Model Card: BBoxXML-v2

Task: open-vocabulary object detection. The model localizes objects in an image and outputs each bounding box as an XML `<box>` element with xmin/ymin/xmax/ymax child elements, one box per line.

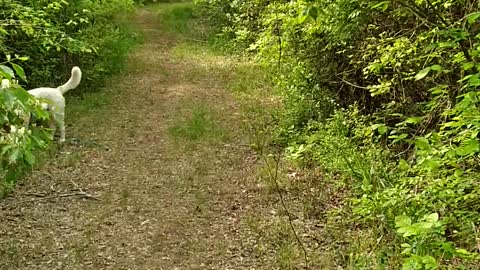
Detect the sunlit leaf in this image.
<box><xmin>395</xmin><ymin>215</ymin><xmax>411</xmax><ymax>228</ymax></box>
<box><xmin>0</xmin><ymin>65</ymin><xmax>14</xmax><ymax>79</ymax></box>
<box><xmin>415</xmin><ymin>137</ymin><xmax>430</xmax><ymax>150</ymax></box>
<box><xmin>371</xmin><ymin>1</ymin><xmax>391</xmax><ymax>12</ymax></box>
<box><xmin>456</xmin><ymin>139</ymin><xmax>480</xmax><ymax>156</ymax></box>
<box><xmin>466</xmin><ymin>12</ymin><xmax>480</xmax><ymax>24</ymax></box>
<box><xmin>424</xmin><ymin>213</ymin><xmax>439</xmax><ymax>223</ymax></box>
<box><xmin>415</xmin><ymin>67</ymin><xmax>431</xmax><ymax>81</ymax></box>
<box><xmin>11</xmin><ymin>63</ymin><xmax>27</xmax><ymax>82</ymax></box>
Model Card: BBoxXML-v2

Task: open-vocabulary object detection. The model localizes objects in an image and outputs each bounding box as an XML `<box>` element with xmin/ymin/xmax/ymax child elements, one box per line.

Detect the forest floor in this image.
<box><xmin>0</xmin><ymin>4</ymin><xmax>328</xmax><ymax>270</ymax></box>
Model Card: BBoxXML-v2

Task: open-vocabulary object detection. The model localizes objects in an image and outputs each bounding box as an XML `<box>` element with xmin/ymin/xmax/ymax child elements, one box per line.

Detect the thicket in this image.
<box><xmin>0</xmin><ymin>0</ymin><xmax>138</xmax><ymax>194</ymax></box>
<box><xmin>197</xmin><ymin>0</ymin><xmax>480</xmax><ymax>268</ymax></box>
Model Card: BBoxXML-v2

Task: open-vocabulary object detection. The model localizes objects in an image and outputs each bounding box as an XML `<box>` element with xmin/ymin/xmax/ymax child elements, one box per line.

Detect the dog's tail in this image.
<box><xmin>58</xmin><ymin>66</ymin><xmax>82</xmax><ymax>94</ymax></box>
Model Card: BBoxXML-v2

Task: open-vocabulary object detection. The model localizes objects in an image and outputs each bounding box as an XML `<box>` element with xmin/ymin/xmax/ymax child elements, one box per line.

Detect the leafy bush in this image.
<box><xmin>0</xmin><ymin>58</ymin><xmax>50</xmax><ymax>196</ymax></box>
<box><xmin>197</xmin><ymin>0</ymin><xmax>480</xmax><ymax>268</ymax></box>
<box><xmin>0</xmin><ymin>0</ymin><xmax>137</xmax><ymax>89</ymax></box>
<box><xmin>0</xmin><ymin>0</ymin><xmax>138</xmax><ymax>191</ymax></box>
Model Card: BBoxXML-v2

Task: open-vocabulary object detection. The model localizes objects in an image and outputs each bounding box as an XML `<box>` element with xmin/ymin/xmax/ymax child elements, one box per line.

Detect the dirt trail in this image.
<box><xmin>0</xmin><ymin>8</ymin><xmax>269</xmax><ymax>270</ymax></box>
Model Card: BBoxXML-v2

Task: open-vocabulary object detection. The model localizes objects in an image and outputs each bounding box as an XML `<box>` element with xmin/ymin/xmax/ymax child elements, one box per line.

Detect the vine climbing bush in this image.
<box><xmin>197</xmin><ymin>0</ymin><xmax>480</xmax><ymax>268</ymax></box>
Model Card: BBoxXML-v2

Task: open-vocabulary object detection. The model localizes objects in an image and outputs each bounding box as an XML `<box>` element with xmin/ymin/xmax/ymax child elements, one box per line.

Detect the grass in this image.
<box><xmin>68</xmin><ymin>90</ymin><xmax>112</xmax><ymax>113</ymax></box>
<box><xmin>146</xmin><ymin>2</ymin><xmax>199</xmax><ymax>35</ymax></box>
<box><xmin>168</xmin><ymin>105</ymin><xmax>227</xmax><ymax>143</ymax></box>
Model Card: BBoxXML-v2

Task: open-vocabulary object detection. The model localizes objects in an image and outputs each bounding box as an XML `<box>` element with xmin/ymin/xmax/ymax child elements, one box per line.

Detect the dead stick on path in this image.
<box><xmin>65</xmin><ymin>179</ymin><xmax>101</xmax><ymax>201</ymax></box>
<box><xmin>58</xmin><ymin>192</ymin><xmax>100</xmax><ymax>201</ymax></box>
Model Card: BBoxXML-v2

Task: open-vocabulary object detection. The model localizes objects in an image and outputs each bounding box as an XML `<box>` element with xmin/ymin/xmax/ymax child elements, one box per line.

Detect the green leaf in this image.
<box><xmin>371</xmin><ymin>1</ymin><xmax>391</xmax><ymax>12</ymax></box>
<box><xmin>24</xmin><ymin>150</ymin><xmax>35</xmax><ymax>166</ymax></box>
<box><xmin>468</xmin><ymin>75</ymin><xmax>480</xmax><ymax>86</ymax></box>
<box><xmin>308</xmin><ymin>7</ymin><xmax>318</xmax><ymax>20</ymax></box>
<box><xmin>415</xmin><ymin>67</ymin><xmax>431</xmax><ymax>81</ymax></box>
<box><xmin>370</xmin><ymin>123</ymin><xmax>387</xmax><ymax>135</ymax></box>
<box><xmin>421</xmin><ymin>256</ymin><xmax>438</xmax><ymax>269</ymax></box>
<box><xmin>437</xmin><ymin>41</ymin><xmax>457</xmax><ymax>48</ymax></box>
<box><xmin>8</xmin><ymin>148</ymin><xmax>22</xmax><ymax>163</ymax></box>
<box><xmin>456</xmin><ymin>139</ymin><xmax>480</xmax><ymax>156</ymax></box>
<box><xmin>456</xmin><ymin>248</ymin><xmax>470</xmax><ymax>255</ymax></box>
<box><xmin>405</xmin><ymin>117</ymin><xmax>422</xmax><ymax>124</ymax></box>
<box><xmin>11</xmin><ymin>63</ymin><xmax>27</xmax><ymax>82</ymax></box>
<box><xmin>395</xmin><ymin>215</ymin><xmax>411</xmax><ymax>228</ymax></box>
<box><xmin>463</xmin><ymin>62</ymin><xmax>475</xmax><ymax>70</ymax></box>
<box><xmin>391</xmin><ymin>133</ymin><xmax>408</xmax><ymax>143</ymax></box>
<box><xmin>297</xmin><ymin>14</ymin><xmax>308</xmax><ymax>24</ymax></box>
<box><xmin>425</xmin><ymin>158</ymin><xmax>440</xmax><ymax>172</ymax></box>
<box><xmin>415</xmin><ymin>221</ymin><xmax>433</xmax><ymax>230</ymax></box>
<box><xmin>398</xmin><ymin>226</ymin><xmax>418</xmax><ymax>237</ymax></box>
<box><xmin>424</xmin><ymin>213</ymin><xmax>439</xmax><ymax>223</ymax></box>
<box><xmin>466</xmin><ymin>12</ymin><xmax>480</xmax><ymax>24</ymax></box>
<box><xmin>0</xmin><ymin>64</ymin><xmax>14</xmax><ymax>79</ymax></box>
<box><xmin>17</xmin><ymin>56</ymin><xmax>29</xmax><ymax>61</ymax></box>
<box><xmin>399</xmin><ymin>159</ymin><xmax>409</xmax><ymax>171</ymax></box>
<box><xmin>430</xmin><ymin>65</ymin><xmax>442</xmax><ymax>72</ymax></box>
<box><xmin>5</xmin><ymin>169</ymin><xmax>19</xmax><ymax>184</ymax></box>
<box><xmin>378</xmin><ymin>125</ymin><xmax>387</xmax><ymax>135</ymax></box>
<box><xmin>415</xmin><ymin>137</ymin><xmax>430</xmax><ymax>150</ymax></box>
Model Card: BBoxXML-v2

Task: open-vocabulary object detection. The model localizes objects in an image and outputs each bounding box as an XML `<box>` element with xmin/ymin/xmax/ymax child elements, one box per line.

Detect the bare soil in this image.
<box><xmin>0</xmin><ymin>8</ymin><xmax>274</xmax><ymax>270</ymax></box>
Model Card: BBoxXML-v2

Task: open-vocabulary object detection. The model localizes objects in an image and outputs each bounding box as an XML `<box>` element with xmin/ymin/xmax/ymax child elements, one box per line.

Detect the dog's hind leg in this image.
<box><xmin>52</xmin><ymin>110</ymin><xmax>65</xmax><ymax>143</ymax></box>
<box><xmin>59</xmin><ymin>116</ymin><xmax>65</xmax><ymax>143</ymax></box>
<box><xmin>49</xmin><ymin>116</ymin><xmax>57</xmax><ymax>140</ymax></box>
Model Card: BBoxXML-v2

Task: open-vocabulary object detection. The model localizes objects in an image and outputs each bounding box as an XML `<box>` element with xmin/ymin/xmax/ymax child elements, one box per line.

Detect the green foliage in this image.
<box><xmin>0</xmin><ymin>0</ymin><xmax>138</xmax><ymax>190</ymax></box>
<box><xmin>0</xmin><ymin>0</ymin><xmax>138</xmax><ymax>89</ymax></box>
<box><xmin>156</xmin><ymin>2</ymin><xmax>196</xmax><ymax>34</ymax></box>
<box><xmin>0</xmin><ymin>58</ymin><xmax>50</xmax><ymax>195</ymax></box>
<box><xmin>198</xmin><ymin>0</ymin><xmax>480</xmax><ymax>268</ymax></box>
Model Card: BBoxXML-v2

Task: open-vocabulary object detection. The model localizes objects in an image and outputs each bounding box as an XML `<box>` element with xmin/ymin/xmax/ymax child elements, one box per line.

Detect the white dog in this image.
<box><xmin>27</xmin><ymin>66</ymin><xmax>82</xmax><ymax>142</ymax></box>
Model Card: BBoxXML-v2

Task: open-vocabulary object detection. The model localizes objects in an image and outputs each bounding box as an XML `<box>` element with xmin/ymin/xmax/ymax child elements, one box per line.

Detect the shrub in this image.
<box><xmin>0</xmin><ymin>0</ymin><xmax>138</xmax><ymax>190</ymax></box>
<box><xmin>197</xmin><ymin>0</ymin><xmax>480</xmax><ymax>267</ymax></box>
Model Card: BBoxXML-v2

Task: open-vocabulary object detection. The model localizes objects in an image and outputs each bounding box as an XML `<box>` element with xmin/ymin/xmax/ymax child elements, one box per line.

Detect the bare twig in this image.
<box><xmin>335</xmin><ymin>75</ymin><xmax>370</xmax><ymax>90</ymax></box>
<box><xmin>179</xmin><ymin>37</ymin><xmax>208</xmax><ymax>43</ymax></box>
<box><xmin>25</xmin><ymin>192</ymin><xmax>47</xmax><ymax>197</ymax></box>
<box><xmin>262</xmin><ymin>152</ymin><xmax>309</xmax><ymax>269</ymax></box>
<box><xmin>65</xmin><ymin>179</ymin><xmax>101</xmax><ymax>201</ymax></box>
<box><xmin>58</xmin><ymin>192</ymin><xmax>100</xmax><ymax>201</ymax></box>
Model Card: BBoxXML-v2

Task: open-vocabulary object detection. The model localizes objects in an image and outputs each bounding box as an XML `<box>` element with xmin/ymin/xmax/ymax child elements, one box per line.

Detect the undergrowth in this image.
<box><xmin>196</xmin><ymin>0</ymin><xmax>480</xmax><ymax>269</ymax></box>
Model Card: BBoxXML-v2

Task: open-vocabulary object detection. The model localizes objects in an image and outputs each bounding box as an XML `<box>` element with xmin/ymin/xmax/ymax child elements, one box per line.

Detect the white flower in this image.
<box><xmin>1</xmin><ymin>79</ymin><xmax>10</xmax><ymax>89</ymax></box>
<box><xmin>13</xmin><ymin>109</ymin><xmax>22</xmax><ymax>116</ymax></box>
<box><xmin>10</xmin><ymin>125</ymin><xmax>17</xmax><ymax>133</ymax></box>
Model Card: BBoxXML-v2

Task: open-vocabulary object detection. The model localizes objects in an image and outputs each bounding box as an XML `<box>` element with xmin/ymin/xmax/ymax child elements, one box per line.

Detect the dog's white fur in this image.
<box><xmin>27</xmin><ymin>67</ymin><xmax>82</xmax><ymax>142</ymax></box>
